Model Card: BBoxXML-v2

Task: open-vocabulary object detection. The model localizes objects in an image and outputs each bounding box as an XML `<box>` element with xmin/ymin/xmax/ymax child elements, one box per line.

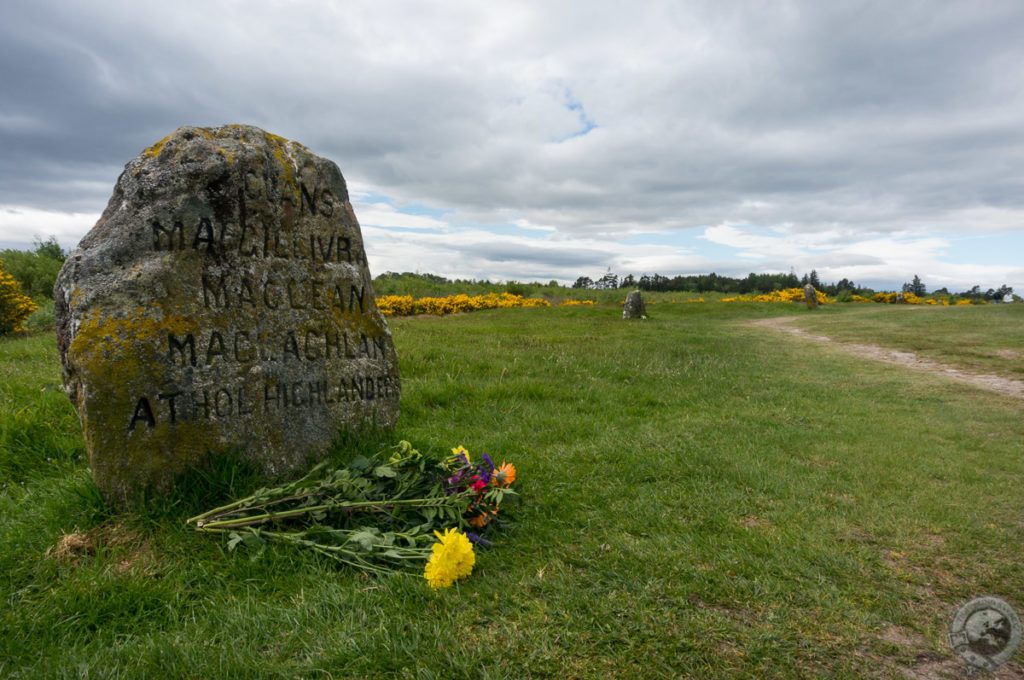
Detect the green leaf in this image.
<box><xmin>240</xmin><ymin>532</ymin><xmax>265</xmax><ymax>549</ymax></box>
<box><xmin>350</xmin><ymin>529</ymin><xmax>380</xmax><ymax>552</ymax></box>
<box><xmin>374</xmin><ymin>465</ymin><xmax>397</xmax><ymax>478</ymax></box>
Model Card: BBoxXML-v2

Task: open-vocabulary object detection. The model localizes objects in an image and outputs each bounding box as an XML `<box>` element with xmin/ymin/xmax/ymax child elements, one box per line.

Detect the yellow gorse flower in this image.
<box><xmin>423</xmin><ymin>528</ymin><xmax>475</xmax><ymax>589</ymax></box>
<box><xmin>0</xmin><ymin>260</ymin><xmax>39</xmax><ymax>335</ymax></box>
<box><xmin>377</xmin><ymin>293</ymin><xmax>550</xmax><ymax>317</ymax></box>
<box><xmin>721</xmin><ymin>288</ymin><xmax>831</xmax><ymax>304</ymax></box>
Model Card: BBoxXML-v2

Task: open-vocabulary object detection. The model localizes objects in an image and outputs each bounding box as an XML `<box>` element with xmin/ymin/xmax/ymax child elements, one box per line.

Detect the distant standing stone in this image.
<box><xmin>896</xmin><ymin>291</ymin><xmax>906</xmax><ymax>304</ymax></box>
<box><xmin>54</xmin><ymin>125</ymin><xmax>400</xmax><ymax>507</ymax></box>
<box><xmin>803</xmin><ymin>284</ymin><xmax>818</xmax><ymax>309</ymax></box>
<box><xmin>623</xmin><ymin>290</ymin><xmax>647</xmax><ymax>319</ymax></box>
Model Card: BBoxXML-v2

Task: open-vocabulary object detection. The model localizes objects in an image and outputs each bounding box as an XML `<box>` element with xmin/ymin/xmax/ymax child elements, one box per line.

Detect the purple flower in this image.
<box><xmin>465</xmin><ymin>532</ymin><xmax>493</xmax><ymax>547</ymax></box>
<box><xmin>477</xmin><ymin>453</ymin><xmax>494</xmax><ymax>484</ymax></box>
<box><xmin>444</xmin><ymin>470</ymin><xmax>465</xmax><ymax>494</ymax></box>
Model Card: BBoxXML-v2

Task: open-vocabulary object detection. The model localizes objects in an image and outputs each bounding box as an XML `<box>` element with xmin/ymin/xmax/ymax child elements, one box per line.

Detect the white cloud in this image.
<box><xmin>362</xmin><ymin>222</ymin><xmax>698</xmax><ymax>284</ymax></box>
<box><xmin>1</xmin><ymin>0</ymin><xmax>1023</xmax><ymax>293</ymax></box>
<box><xmin>353</xmin><ymin>202</ymin><xmax>451</xmax><ymax>232</ymax></box>
<box><xmin>0</xmin><ymin>206</ymin><xmax>97</xmax><ymax>251</ymax></box>
<box><xmin>696</xmin><ymin>221</ymin><xmax>1024</xmax><ymax>292</ymax></box>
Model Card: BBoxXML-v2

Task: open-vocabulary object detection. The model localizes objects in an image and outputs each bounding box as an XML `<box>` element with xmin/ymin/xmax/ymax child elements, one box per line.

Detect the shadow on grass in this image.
<box><xmin>129</xmin><ymin>427</ymin><xmax>401</xmax><ymax>523</ymax></box>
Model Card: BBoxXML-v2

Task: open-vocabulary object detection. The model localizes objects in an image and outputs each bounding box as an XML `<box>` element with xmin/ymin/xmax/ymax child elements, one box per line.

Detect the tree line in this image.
<box><xmin>573</xmin><ymin>269</ymin><xmax>1014</xmax><ymax>301</ymax></box>
<box><xmin>1</xmin><ymin>241</ymin><xmax>1016</xmax><ymax>308</ymax></box>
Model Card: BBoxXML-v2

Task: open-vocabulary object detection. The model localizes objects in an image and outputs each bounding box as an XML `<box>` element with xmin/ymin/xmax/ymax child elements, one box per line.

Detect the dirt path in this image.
<box><xmin>749</xmin><ymin>316</ymin><xmax>1024</xmax><ymax>400</ymax></box>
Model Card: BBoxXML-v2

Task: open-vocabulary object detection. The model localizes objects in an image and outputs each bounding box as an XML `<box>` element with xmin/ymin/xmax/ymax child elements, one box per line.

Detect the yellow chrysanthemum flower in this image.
<box><xmin>423</xmin><ymin>528</ymin><xmax>475</xmax><ymax>589</ymax></box>
<box><xmin>442</xmin><ymin>445</ymin><xmax>470</xmax><ymax>471</ymax></box>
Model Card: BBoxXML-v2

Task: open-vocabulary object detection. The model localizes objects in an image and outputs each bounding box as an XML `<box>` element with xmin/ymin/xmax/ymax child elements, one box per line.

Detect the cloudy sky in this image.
<box><xmin>2</xmin><ymin>0</ymin><xmax>1023</xmax><ymax>293</ymax></box>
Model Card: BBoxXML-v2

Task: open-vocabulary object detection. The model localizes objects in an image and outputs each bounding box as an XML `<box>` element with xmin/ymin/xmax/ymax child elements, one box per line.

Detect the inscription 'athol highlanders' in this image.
<box><xmin>128</xmin><ymin>374</ymin><xmax>397</xmax><ymax>430</ymax></box>
<box><xmin>54</xmin><ymin>124</ymin><xmax>401</xmax><ymax>508</ymax></box>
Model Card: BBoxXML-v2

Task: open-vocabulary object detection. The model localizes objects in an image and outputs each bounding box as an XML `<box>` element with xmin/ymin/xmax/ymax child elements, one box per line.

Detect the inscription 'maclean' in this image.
<box><xmin>167</xmin><ymin>328</ymin><xmax>388</xmax><ymax>367</ymax></box>
<box><xmin>201</xmin><ymin>273</ymin><xmax>366</xmax><ymax>312</ymax></box>
<box><xmin>127</xmin><ymin>374</ymin><xmax>396</xmax><ymax>431</ymax></box>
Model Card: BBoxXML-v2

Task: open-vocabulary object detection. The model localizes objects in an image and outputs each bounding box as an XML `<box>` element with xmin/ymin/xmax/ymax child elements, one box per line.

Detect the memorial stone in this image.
<box><xmin>803</xmin><ymin>284</ymin><xmax>818</xmax><ymax>309</ymax></box>
<box><xmin>54</xmin><ymin>125</ymin><xmax>400</xmax><ymax>506</ymax></box>
<box><xmin>623</xmin><ymin>290</ymin><xmax>647</xmax><ymax>319</ymax></box>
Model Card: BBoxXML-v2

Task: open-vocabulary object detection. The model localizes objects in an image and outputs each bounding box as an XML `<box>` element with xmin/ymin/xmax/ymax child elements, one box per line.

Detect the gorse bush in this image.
<box><xmin>720</xmin><ymin>287</ymin><xmax>831</xmax><ymax>304</ymax></box>
<box><xmin>0</xmin><ymin>237</ymin><xmax>66</xmax><ymax>301</ymax></box>
<box><xmin>0</xmin><ymin>259</ymin><xmax>39</xmax><ymax>335</ymax></box>
<box><xmin>377</xmin><ymin>292</ymin><xmax>550</xmax><ymax>316</ymax></box>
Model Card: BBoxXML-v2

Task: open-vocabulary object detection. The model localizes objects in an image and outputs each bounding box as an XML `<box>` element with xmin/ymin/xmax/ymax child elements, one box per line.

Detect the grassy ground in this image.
<box><xmin>785</xmin><ymin>302</ymin><xmax>1024</xmax><ymax>378</ymax></box>
<box><xmin>2</xmin><ymin>301</ymin><xmax>1023</xmax><ymax>678</ymax></box>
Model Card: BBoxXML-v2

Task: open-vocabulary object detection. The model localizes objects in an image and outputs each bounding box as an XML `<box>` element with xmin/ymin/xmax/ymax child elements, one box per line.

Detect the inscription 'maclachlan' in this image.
<box><xmin>167</xmin><ymin>329</ymin><xmax>387</xmax><ymax>367</ymax></box>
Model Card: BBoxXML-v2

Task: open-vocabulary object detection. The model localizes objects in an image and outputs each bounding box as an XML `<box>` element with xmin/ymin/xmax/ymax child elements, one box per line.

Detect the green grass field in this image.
<box><xmin>2</xmin><ymin>301</ymin><xmax>1023</xmax><ymax>678</ymax></box>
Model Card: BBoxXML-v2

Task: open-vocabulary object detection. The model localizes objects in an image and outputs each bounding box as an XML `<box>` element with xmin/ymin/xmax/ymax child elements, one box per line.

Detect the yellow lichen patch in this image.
<box><xmin>272</xmin><ymin>144</ymin><xmax>298</xmax><ymax>191</ymax></box>
<box><xmin>266</xmin><ymin>132</ymin><xmax>292</xmax><ymax>146</ymax></box>
<box><xmin>141</xmin><ymin>134</ymin><xmax>173</xmax><ymax>160</ymax></box>
<box><xmin>70</xmin><ymin>305</ymin><xmax>195</xmax><ymax>363</ymax></box>
<box><xmin>67</xmin><ymin>305</ymin><xmax>231</xmax><ymax>502</ymax></box>
<box><xmin>67</xmin><ymin>305</ymin><xmax>197</xmax><ymax>423</ymax></box>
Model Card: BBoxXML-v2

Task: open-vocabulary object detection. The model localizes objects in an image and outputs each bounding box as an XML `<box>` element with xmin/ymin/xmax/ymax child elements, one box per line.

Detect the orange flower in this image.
<box><xmin>492</xmin><ymin>462</ymin><xmax>516</xmax><ymax>487</ymax></box>
<box><xmin>468</xmin><ymin>505</ymin><xmax>498</xmax><ymax>528</ymax></box>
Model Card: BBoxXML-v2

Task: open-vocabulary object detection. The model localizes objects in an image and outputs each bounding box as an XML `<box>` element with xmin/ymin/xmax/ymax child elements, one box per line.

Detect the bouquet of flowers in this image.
<box><xmin>187</xmin><ymin>442</ymin><xmax>517</xmax><ymax>589</ymax></box>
